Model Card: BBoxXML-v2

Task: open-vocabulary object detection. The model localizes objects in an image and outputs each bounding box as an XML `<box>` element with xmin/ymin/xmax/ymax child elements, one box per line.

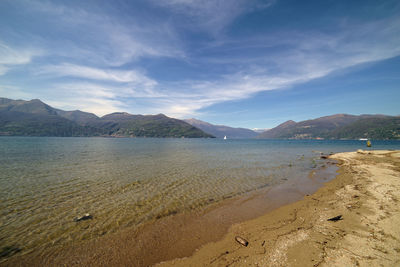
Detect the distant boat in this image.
<box><xmin>367</xmin><ymin>140</ymin><xmax>371</xmax><ymax>147</ymax></box>
<box><xmin>224</xmin><ymin>136</ymin><xmax>227</xmax><ymax>140</ymax></box>
<box><xmin>359</xmin><ymin>138</ymin><xmax>368</xmax><ymax>141</ymax></box>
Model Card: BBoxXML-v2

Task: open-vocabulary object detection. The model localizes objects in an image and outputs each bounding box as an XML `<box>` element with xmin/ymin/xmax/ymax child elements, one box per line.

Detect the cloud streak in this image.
<box><xmin>37</xmin><ymin>64</ymin><xmax>158</xmax><ymax>87</ymax></box>
<box><xmin>0</xmin><ymin>43</ymin><xmax>40</xmax><ymax>75</ymax></box>
<box><xmin>145</xmin><ymin>15</ymin><xmax>400</xmax><ymax>118</ymax></box>
<box><xmin>153</xmin><ymin>0</ymin><xmax>275</xmax><ymax>35</ymax></box>
<box><xmin>11</xmin><ymin>0</ymin><xmax>185</xmax><ymax>66</ymax></box>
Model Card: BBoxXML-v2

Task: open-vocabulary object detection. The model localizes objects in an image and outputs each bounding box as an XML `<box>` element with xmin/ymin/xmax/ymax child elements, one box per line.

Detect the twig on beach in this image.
<box><xmin>235</xmin><ymin>236</ymin><xmax>249</xmax><ymax>247</ymax></box>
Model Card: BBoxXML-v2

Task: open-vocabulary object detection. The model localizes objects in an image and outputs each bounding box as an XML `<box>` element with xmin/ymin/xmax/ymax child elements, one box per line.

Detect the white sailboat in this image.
<box><xmin>223</xmin><ymin>135</ymin><xmax>227</xmax><ymax>140</ymax></box>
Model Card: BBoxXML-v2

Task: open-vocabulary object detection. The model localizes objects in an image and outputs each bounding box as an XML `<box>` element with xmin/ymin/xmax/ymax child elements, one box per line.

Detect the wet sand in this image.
<box><xmin>1</xmin><ymin>159</ymin><xmax>337</xmax><ymax>266</ymax></box>
<box><xmin>158</xmin><ymin>150</ymin><xmax>400</xmax><ymax>266</ymax></box>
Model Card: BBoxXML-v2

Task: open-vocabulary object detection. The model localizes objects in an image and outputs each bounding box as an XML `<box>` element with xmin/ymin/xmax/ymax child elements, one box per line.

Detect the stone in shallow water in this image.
<box><xmin>74</xmin><ymin>213</ymin><xmax>93</xmax><ymax>222</ymax></box>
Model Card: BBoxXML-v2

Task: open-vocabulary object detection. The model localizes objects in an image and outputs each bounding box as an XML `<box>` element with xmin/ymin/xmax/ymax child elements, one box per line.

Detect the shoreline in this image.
<box><xmin>158</xmin><ymin>150</ymin><xmax>400</xmax><ymax>266</ymax></box>
<box><xmin>3</xmin><ymin>150</ymin><xmax>399</xmax><ymax>266</ymax></box>
<box><xmin>2</xmin><ymin>158</ymin><xmax>338</xmax><ymax>266</ymax></box>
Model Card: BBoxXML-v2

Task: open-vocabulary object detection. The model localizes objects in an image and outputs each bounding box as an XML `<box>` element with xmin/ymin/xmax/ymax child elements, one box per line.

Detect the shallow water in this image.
<box><xmin>1</xmin><ymin>137</ymin><xmax>399</xmax><ymax>259</ymax></box>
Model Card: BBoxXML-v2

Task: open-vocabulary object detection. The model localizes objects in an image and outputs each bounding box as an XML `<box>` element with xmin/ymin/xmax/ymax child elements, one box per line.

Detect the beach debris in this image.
<box><xmin>74</xmin><ymin>213</ymin><xmax>93</xmax><ymax>222</ymax></box>
<box><xmin>235</xmin><ymin>236</ymin><xmax>249</xmax><ymax>247</ymax></box>
<box><xmin>261</xmin><ymin>240</ymin><xmax>265</xmax><ymax>246</ymax></box>
<box><xmin>327</xmin><ymin>215</ymin><xmax>343</xmax><ymax>222</ymax></box>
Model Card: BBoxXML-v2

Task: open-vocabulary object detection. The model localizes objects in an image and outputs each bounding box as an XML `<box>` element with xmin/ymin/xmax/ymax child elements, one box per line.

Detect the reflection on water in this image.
<box><xmin>1</xmin><ymin>137</ymin><xmax>399</xmax><ymax>259</ymax></box>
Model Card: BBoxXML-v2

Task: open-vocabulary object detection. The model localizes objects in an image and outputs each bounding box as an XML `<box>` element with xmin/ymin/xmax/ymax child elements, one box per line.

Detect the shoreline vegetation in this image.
<box><xmin>2</xmin><ymin>150</ymin><xmax>400</xmax><ymax>266</ymax></box>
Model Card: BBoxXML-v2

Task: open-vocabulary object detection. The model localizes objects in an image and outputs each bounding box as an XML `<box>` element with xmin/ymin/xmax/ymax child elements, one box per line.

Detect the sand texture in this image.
<box><xmin>159</xmin><ymin>150</ymin><xmax>400</xmax><ymax>267</ymax></box>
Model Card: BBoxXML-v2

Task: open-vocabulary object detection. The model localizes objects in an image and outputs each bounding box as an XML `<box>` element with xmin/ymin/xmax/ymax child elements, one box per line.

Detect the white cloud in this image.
<box><xmin>0</xmin><ymin>66</ymin><xmax>8</xmax><ymax>76</ymax></box>
<box><xmin>46</xmin><ymin>97</ymin><xmax>125</xmax><ymax>117</ymax></box>
<box><xmin>41</xmin><ymin>82</ymin><xmax>128</xmax><ymax>116</ymax></box>
<box><xmin>0</xmin><ymin>43</ymin><xmax>40</xmax><ymax>75</ymax></box>
<box><xmin>37</xmin><ymin>64</ymin><xmax>158</xmax><ymax>87</ymax></box>
<box><xmin>146</xmin><ymin>16</ymin><xmax>400</xmax><ymax>118</ymax></box>
<box><xmin>23</xmin><ymin>1</ymin><xmax>184</xmax><ymax>66</ymax></box>
<box><xmin>153</xmin><ymin>0</ymin><xmax>275</xmax><ymax>35</ymax></box>
<box><xmin>0</xmin><ymin>84</ymin><xmax>34</xmax><ymax>99</ymax></box>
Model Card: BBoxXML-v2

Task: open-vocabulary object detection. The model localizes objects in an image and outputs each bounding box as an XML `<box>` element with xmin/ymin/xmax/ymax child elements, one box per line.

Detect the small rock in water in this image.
<box><xmin>235</xmin><ymin>236</ymin><xmax>249</xmax><ymax>247</ymax></box>
<box><xmin>74</xmin><ymin>213</ymin><xmax>93</xmax><ymax>222</ymax></box>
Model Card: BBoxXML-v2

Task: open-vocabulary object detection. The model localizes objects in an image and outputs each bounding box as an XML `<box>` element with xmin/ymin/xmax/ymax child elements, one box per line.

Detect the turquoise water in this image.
<box><xmin>1</xmin><ymin>137</ymin><xmax>399</xmax><ymax>259</ymax></box>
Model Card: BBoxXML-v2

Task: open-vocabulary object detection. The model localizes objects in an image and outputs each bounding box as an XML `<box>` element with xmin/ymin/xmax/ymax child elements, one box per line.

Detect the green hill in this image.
<box><xmin>0</xmin><ymin>98</ymin><xmax>213</xmax><ymax>138</ymax></box>
<box><xmin>0</xmin><ymin>111</ymin><xmax>104</xmax><ymax>136</ymax></box>
<box><xmin>91</xmin><ymin>113</ymin><xmax>213</xmax><ymax>138</ymax></box>
<box><xmin>258</xmin><ymin>114</ymin><xmax>400</xmax><ymax>140</ymax></box>
<box><xmin>327</xmin><ymin>117</ymin><xmax>400</xmax><ymax>139</ymax></box>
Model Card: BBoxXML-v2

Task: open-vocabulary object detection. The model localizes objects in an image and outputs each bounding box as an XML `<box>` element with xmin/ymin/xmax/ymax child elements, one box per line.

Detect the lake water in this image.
<box><xmin>1</xmin><ymin>137</ymin><xmax>400</xmax><ymax>260</ymax></box>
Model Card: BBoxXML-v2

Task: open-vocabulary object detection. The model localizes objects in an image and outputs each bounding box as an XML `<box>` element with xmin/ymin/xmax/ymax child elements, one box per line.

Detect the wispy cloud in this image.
<box><xmin>152</xmin><ymin>0</ymin><xmax>275</xmax><ymax>35</ymax></box>
<box><xmin>42</xmin><ymin>82</ymin><xmax>128</xmax><ymax>116</ymax></box>
<box><xmin>0</xmin><ymin>43</ymin><xmax>40</xmax><ymax>75</ymax></box>
<box><xmin>46</xmin><ymin>97</ymin><xmax>126</xmax><ymax>117</ymax></box>
<box><xmin>146</xmin><ymin>16</ymin><xmax>400</xmax><ymax>118</ymax></box>
<box><xmin>0</xmin><ymin>84</ymin><xmax>34</xmax><ymax>99</ymax></box>
<box><xmin>13</xmin><ymin>0</ymin><xmax>184</xmax><ymax>66</ymax></box>
<box><xmin>37</xmin><ymin>64</ymin><xmax>158</xmax><ymax>87</ymax></box>
<box><xmin>31</xmin><ymin>13</ymin><xmax>400</xmax><ymax>119</ymax></box>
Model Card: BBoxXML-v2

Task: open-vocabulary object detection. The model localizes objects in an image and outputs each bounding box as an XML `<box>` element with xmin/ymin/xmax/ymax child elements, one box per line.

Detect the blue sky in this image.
<box><xmin>0</xmin><ymin>0</ymin><xmax>399</xmax><ymax>129</ymax></box>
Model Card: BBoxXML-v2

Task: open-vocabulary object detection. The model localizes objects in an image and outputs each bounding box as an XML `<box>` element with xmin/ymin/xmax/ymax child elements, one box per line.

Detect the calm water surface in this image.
<box><xmin>1</xmin><ymin>137</ymin><xmax>399</xmax><ymax>258</ymax></box>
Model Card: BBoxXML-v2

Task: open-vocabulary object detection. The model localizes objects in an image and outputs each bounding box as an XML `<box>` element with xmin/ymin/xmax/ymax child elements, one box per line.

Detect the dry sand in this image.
<box><xmin>158</xmin><ymin>150</ymin><xmax>400</xmax><ymax>267</ymax></box>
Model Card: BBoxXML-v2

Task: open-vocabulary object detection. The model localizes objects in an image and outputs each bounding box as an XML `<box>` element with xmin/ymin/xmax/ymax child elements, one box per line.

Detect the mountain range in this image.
<box><xmin>0</xmin><ymin>98</ymin><xmax>213</xmax><ymax>138</ymax></box>
<box><xmin>184</xmin><ymin>118</ymin><xmax>258</xmax><ymax>139</ymax></box>
<box><xmin>1</xmin><ymin>97</ymin><xmax>399</xmax><ymax>139</ymax></box>
<box><xmin>257</xmin><ymin>114</ymin><xmax>400</xmax><ymax>140</ymax></box>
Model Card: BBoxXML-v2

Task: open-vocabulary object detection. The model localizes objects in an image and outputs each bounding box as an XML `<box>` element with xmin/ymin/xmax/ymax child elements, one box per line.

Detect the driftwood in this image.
<box><xmin>327</xmin><ymin>215</ymin><xmax>342</xmax><ymax>222</ymax></box>
<box><xmin>235</xmin><ymin>236</ymin><xmax>249</xmax><ymax>247</ymax></box>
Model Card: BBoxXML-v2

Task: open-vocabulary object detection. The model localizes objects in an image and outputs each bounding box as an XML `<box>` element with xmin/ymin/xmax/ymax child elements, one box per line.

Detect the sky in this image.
<box><xmin>0</xmin><ymin>0</ymin><xmax>399</xmax><ymax>129</ymax></box>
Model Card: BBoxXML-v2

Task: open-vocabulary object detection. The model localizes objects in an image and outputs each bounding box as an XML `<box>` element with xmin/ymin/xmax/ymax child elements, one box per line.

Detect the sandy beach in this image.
<box><xmin>158</xmin><ymin>150</ymin><xmax>400</xmax><ymax>266</ymax></box>
<box><xmin>2</xmin><ymin>150</ymin><xmax>399</xmax><ymax>266</ymax></box>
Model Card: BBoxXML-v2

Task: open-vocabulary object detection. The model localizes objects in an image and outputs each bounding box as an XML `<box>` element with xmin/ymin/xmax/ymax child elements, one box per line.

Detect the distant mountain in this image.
<box><xmin>0</xmin><ymin>98</ymin><xmax>58</xmax><ymax>115</ymax></box>
<box><xmin>55</xmin><ymin>109</ymin><xmax>99</xmax><ymax>125</ymax></box>
<box><xmin>95</xmin><ymin>113</ymin><xmax>213</xmax><ymax>138</ymax></box>
<box><xmin>0</xmin><ymin>98</ymin><xmax>213</xmax><ymax>138</ymax></box>
<box><xmin>258</xmin><ymin>114</ymin><xmax>400</xmax><ymax>140</ymax></box>
<box><xmin>328</xmin><ymin>116</ymin><xmax>400</xmax><ymax>140</ymax></box>
<box><xmin>0</xmin><ymin>98</ymin><xmax>102</xmax><ymax>136</ymax></box>
<box><xmin>184</xmin><ymin>118</ymin><xmax>258</xmax><ymax>139</ymax></box>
